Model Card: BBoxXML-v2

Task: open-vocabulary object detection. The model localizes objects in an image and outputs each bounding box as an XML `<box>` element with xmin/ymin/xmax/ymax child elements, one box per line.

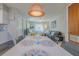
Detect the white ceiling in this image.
<box><xmin>5</xmin><ymin>3</ymin><xmax>68</xmax><ymax>17</ymax></box>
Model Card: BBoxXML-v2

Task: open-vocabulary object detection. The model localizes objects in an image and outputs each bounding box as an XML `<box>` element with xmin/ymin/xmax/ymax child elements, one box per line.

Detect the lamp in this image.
<box><xmin>28</xmin><ymin>4</ymin><xmax>45</xmax><ymax>17</ymax></box>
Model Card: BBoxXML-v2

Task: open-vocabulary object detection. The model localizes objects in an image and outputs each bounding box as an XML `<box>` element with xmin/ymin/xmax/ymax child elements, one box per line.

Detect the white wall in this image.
<box><xmin>0</xmin><ymin>29</ymin><xmax>9</xmax><ymax>44</ymax></box>
<box><xmin>0</xmin><ymin>6</ymin><xmax>26</xmax><ymax>44</ymax></box>
<box><xmin>0</xmin><ymin>4</ymin><xmax>10</xmax><ymax>44</ymax></box>
<box><xmin>6</xmin><ymin>8</ymin><xmax>25</xmax><ymax>42</ymax></box>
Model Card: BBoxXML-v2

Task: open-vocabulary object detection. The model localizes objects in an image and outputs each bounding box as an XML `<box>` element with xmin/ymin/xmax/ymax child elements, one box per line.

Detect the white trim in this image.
<box><xmin>65</xmin><ymin>6</ymin><xmax>69</xmax><ymax>42</ymax></box>
<box><xmin>66</xmin><ymin>3</ymin><xmax>72</xmax><ymax>8</ymax></box>
<box><xmin>65</xmin><ymin>3</ymin><xmax>73</xmax><ymax>42</ymax></box>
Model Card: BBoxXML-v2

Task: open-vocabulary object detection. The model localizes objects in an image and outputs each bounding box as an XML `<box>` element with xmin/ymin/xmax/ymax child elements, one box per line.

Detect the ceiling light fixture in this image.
<box><xmin>28</xmin><ymin>4</ymin><xmax>45</xmax><ymax>17</ymax></box>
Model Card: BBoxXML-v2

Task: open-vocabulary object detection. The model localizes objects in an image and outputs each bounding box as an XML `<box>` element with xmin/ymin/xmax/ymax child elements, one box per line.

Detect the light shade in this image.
<box><xmin>28</xmin><ymin>4</ymin><xmax>45</xmax><ymax>17</ymax></box>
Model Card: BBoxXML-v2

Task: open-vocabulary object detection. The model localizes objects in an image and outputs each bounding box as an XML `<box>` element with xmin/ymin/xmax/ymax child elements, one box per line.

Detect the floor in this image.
<box><xmin>0</xmin><ymin>48</ymin><xmax>9</xmax><ymax>56</ymax></box>
<box><xmin>0</xmin><ymin>40</ymin><xmax>14</xmax><ymax>56</ymax></box>
<box><xmin>62</xmin><ymin>41</ymin><xmax>79</xmax><ymax>56</ymax></box>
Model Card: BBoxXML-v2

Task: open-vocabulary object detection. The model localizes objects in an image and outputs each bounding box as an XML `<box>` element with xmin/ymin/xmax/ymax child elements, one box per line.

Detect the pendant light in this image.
<box><xmin>28</xmin><ymin>4</ymin><xmax>45</xmax><ymax>17</ymax></box>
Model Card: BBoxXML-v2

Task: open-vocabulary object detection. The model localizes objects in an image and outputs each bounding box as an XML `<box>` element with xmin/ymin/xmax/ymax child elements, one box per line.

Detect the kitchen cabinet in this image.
<box><xmin>68</xmin><ymin>3</ymin><xmax>79</xmax><ymax>35</ymax></box>
<box><xmin>0</xmin><ymin>4</ymin><xmax>9</xmax><ymax>24</ymax></box>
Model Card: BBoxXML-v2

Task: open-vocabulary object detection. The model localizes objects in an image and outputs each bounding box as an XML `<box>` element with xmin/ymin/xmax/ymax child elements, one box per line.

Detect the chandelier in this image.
<box><xmin>28</xmin><ymin>4</ymin><xmax>45</xmax><ymax>17</ymax></box>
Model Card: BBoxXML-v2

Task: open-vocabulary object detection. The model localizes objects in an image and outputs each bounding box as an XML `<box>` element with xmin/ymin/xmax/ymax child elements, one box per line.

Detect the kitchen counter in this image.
<box><xmin>2</xmin><ymin>36</ymin><xmax>72</xmax><ymax>56</ymax></box>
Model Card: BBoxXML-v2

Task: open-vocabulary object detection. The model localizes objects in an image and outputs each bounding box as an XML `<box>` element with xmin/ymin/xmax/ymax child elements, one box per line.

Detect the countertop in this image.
<box><xmin>2</xmin><ymin>36</ymin><xmax>72</xmax><ymax>56</ymax></box>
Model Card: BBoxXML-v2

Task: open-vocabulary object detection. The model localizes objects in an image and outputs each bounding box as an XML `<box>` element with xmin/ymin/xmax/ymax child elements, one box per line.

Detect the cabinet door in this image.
<box><xmin>73</xmin><ymin>4</ymin><xmax>79</xmax><ymax>35</ymax></box>
<box><xmin>68</xmin><ymin>4</ymin><xmax>75</xmax><ymax>35</ymax></box>
<box><xmin>68</xmin><ymin>3</ymin><xmax>79</xmax><ymax>35</ymax></box>
<box><xmin>76</xmin><ymin>4</ymin><xmax>79</xmax><ymax>35</ymax></box>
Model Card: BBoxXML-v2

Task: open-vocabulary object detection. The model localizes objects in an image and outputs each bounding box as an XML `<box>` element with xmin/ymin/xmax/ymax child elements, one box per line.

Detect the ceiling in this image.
<box><xmin>5</xmin><ymin>3</ymin><xmax>68</xmax><ymax>17</ymax></box>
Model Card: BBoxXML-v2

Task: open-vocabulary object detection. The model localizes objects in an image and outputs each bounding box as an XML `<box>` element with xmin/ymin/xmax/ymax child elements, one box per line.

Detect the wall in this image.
<box><xmin>0</xmin><ymin>5</ymin><xmax>26</xmax><ymax>44</ymax></box>
<box><xmin>6</xmin><ymin>8</ymin><xmax>26</xmax><ymax>43</ymax></box>
<box><xmin>50</xmin><ymin>14</ymin><xmax>65</xmax><ymax>33</ymax></box>
<box><xmin>0</xmin><ymin>4</ymin><xmax>10</xmax><ymax>44</ymax></box>
<box><xmin>51</xmin><ymin>8</ymin><xmax>68</xmax><ymax>42</ymax></box>
<box><xmin>0</xmin><ymin>26</ymin><xmax>10</xmax><ymax>44</ymax></box>
<box><xmin>58</xmin><ymin>9</ymin><xmax>68</xmax><ymax>42</ymax></box>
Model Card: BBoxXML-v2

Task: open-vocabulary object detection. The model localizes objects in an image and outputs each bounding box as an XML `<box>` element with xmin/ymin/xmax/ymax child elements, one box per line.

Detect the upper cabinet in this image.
<box><xmin>0</xmin><ymin>4</ymin><xmax>9</xmax><ymax>24</ymax></box>
<box><xmin>68</xmin><ymin>3</ymin><xmax>79</xmax><ymax>35</ymax></box>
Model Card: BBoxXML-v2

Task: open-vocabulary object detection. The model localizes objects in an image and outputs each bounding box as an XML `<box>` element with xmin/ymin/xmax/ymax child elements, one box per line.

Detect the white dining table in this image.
<box><xmin>2</xmin><ymin>36</ymin><xmax>72</xmax><ymax>56</ymax></box>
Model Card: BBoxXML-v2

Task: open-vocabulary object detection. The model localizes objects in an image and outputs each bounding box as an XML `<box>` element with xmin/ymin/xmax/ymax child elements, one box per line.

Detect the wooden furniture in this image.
<box><xmin>68</xmin><ymin>3</ymin><xmax>79</xmax><ymax>44</ymax></box>
<box><xmin>68</xmin><ymin>3</ymin><xmax>79</xmax><ymax>35</ymax></box>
